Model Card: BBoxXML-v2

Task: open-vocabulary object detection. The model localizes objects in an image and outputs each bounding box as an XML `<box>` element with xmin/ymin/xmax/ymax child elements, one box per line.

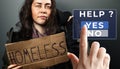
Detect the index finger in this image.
<box><xmin>79</xmin><ymin>25</ymin><xmax>88</xmax><ymax>60</ymax></box>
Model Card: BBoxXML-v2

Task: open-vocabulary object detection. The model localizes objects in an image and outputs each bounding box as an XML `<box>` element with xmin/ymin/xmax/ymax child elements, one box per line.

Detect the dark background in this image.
<box><xmin>0</xmin><ymin>0</ymin><xmax>119</xmax><ymax>69</ymax></box>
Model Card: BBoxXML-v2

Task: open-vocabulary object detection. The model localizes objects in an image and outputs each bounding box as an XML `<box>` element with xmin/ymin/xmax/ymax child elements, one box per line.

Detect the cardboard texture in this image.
<box><xmin>5</xmin><ymin>32</ymin><xmax>69</xmax><ymax>69</ymax></box>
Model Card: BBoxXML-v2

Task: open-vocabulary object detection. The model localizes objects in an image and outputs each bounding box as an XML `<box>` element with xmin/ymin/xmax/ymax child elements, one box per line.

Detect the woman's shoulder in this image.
<box><xmin>9</xmin><ymin>22</ymin><xmax>22</xmax><ymax>33</ymax></box>
<box><xmin>7</xmin><ymin>22</ymin><xmax>22</xmax><ymax>43</ymax></box>
<box><xmin>56</xmin><ymin>9</ymin><xmax>72</xmax><ymax>26</ymax></box>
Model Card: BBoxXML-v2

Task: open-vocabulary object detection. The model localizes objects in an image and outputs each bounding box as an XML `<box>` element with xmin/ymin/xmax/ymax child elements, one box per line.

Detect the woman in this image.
<box><xmin>6</xmin><ymin>0</ymin><xmax>76</xmax><ymax>69</ymax></box>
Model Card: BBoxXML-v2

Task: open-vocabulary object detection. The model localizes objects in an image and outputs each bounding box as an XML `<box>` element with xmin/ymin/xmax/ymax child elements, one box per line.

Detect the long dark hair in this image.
<box><xmin>19</xmin><ymin>0</ymin><xmax>59</xmax><ymax>39</ymax></box>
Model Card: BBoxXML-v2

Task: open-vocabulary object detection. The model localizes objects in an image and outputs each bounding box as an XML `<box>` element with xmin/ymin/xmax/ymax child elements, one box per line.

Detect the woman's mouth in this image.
<box><xmin>38</xmin><ymin>16</ymin><xmax>48</xmax><ymax>20</ymax></box>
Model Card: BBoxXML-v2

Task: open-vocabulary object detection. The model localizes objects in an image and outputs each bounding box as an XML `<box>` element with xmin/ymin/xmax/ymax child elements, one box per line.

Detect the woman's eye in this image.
<box><xmin>46</xmin><ymin>5</ymin><xmax>51</xmax><ymax>9</ymax></box>
<box><xmin>35</xmin><ymin>5</ymin><xmax>41</xmax><ymax>8</ymax></box>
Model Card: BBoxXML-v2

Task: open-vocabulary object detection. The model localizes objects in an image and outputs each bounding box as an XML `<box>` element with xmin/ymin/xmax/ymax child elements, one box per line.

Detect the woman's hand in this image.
<box><xmin>7</xmin><ymin>64</ymin><xmax>22</xmax><ymax>69</ymax></box>
<box><xmin>68</xmin><ymin>25</ymin><xmax>110</xmax><ymax>69</ymax></box>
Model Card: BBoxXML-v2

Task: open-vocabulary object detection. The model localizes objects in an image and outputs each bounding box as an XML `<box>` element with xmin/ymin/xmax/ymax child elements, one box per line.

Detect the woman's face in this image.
<box><xmin>31</xmin><ymin>0</ymin><xmax>51</xmax><ymax>25</ymax></box>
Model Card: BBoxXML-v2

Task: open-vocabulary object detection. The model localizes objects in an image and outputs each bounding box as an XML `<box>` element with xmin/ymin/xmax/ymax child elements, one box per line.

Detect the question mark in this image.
<box><xmin>109</xmin><ymin>11</ymin><xmax>114</xmax><ymax>17</ymax></box>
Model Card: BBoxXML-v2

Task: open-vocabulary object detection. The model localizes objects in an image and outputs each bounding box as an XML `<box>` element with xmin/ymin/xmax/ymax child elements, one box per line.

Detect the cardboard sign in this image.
<box><xmin>73</xmin><ymin>9</ymin><xmax>117</xmax><ymax>40</ymax></box>
<box><xmin>5</xmin><ymin>32</ymin><xmax>69</xmax><ymax>69</ymax></box>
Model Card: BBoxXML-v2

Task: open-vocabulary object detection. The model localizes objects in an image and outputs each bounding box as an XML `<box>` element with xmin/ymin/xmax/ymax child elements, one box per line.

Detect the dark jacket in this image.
<box><xmin>3</xmin><ymin>9</ymin><xmax>79</xmax><ymax>69</ymax></box>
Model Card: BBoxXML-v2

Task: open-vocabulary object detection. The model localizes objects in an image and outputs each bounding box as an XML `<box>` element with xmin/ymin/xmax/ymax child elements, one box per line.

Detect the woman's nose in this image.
<box><xmin>40</xmin><ymin>6</ymin><xmax>47</xmax><ymax>13</ymax></box>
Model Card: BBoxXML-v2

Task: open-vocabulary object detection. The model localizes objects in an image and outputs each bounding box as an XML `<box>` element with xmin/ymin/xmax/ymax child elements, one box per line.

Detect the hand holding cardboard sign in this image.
<box><xmin>68</xmin><ymin>25</ymin><xmax>110</xmax><ymax>69</ymax></box>
<box><xmin>7</xmin><ymin>64</ymin><xmax>22</xmax><ymax>69</ymax></box>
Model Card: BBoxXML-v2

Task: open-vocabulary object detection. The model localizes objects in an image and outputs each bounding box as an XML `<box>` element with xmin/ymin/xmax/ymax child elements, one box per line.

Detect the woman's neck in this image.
<box><xmin>33</xmin><ymin>23</ymin><xmax>46</xmax><ymax>35</ymax></box>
